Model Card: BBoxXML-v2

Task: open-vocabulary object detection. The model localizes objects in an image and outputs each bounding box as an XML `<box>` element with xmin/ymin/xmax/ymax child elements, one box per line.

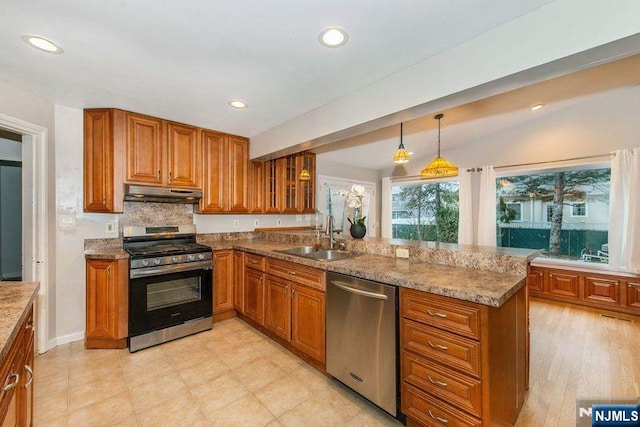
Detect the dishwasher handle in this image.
<box><xmin>330</xmin><ymin>280</ymin><xmax>389</xmax><ymax>300</ymax></box>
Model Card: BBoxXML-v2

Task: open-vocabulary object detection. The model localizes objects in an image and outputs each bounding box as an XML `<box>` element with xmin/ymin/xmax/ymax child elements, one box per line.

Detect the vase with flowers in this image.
<box><xmin>346</xmin><ymin>184</ymin><xmax>367</xmax><ymax>239</ymax></box>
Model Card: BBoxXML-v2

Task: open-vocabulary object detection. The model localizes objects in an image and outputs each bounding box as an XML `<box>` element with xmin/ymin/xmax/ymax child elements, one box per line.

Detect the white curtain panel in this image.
<box><xmin>477</xmin><ymin>166</ymin><xmax>497</xmax><ymax>247</ymax></box>
<box><xmin>608</xmin><ymin>148</ymin><xmax>640</xmax><ymax>272</ymax></box>
<box><xmin>381</xmin><ymin>177</ymin><xmax>392</xmax><ymax>238</ymax></box>
<box><xmin>457</xmin><ymin>168</ymin><xmax>474</xmax><ymax>245</ymax></box>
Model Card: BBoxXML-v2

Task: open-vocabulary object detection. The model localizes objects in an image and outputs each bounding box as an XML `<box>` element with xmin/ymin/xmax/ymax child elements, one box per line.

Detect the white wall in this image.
<box><xmin>251</xmin><ymin>0</ymin><xmax>640</xmax><ymax>158</ymax></box>
<box><xmin>0</xmin><ymin>81</ymin><xmax>57</xmax><ymax>347</ymax></box>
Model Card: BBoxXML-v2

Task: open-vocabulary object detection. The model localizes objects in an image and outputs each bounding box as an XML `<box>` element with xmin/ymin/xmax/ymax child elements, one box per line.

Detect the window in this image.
<box><xmin>317</xmin><ymin>176</ymin><xmax>376</xmax><ymax>235</ymax></box>
<box><xmin>496</xmin><ymin>166</ymin><xmax>610</xmax><ymax>262</ymax></box>
<box><xmin>496</xmin><ymin>167</ymin><xmax>611</xmax><ymax>262</ymax></box>
<box><xmin>391</xmin><ymin>181</ymin><xmax>459</xmax><ymax>243</ymax></box>
<box><xmin>571</xmin><ymin>202</ymin><xmax>587</xmax><ymax>217</ymax></box>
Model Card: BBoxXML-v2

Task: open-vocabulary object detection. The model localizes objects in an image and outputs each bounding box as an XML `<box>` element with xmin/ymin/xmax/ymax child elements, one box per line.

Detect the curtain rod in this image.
<box><xmin>466</xmin><ymin>152</ymin><xmax>614</xmax><ymax>172</ymax></box>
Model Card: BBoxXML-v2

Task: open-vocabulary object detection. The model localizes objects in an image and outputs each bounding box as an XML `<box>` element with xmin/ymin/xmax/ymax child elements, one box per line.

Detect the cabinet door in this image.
<box><xmin>244</xmin><ymin>269</ymin><xmax>265</xmax><ymax>325</ymax></box>
<box><xmin>548</xmin><ymin>271</ymin><xmax>580</xmax><ymax>299</ymax></box>
<box><xmin>282</xmin><ymin>154</ymin><xmax>299</xmax><ymax>213</ymax></box>
<box><xmin>249</xmin><ymin>161</ymin><xmax>264</xmax><ymax>213</ymax></box>
<box><xmin>84</xmin><ymin>109</ymin><xmax>118</xmax><ymax>212</ymax></box>
<box><xmin>0</xmin><ymin>348</ymin><xmax>20</xmax><ymax>427</ymax></box>
<box><xmin>298</xmin><ymin>152</ymin><xmax>315</xmax><ymax>213</ymax></box>
<box><xmin>200</xmin><ymin>131</ymin><xmax>228</xmax><ymax>213</ymax></box>
<box><xmin>627</xmin><ymin>282</ymin><xmax>640</xmax><ymax>311</ymax></box>
<box><xmin>265</xmin><ymin>275</ymin><xmax>291</xmax><ymax>342</ymax></box>
<box><xmin>264</xmin><ymin>159</ymin><xmax>283</xmax><ymax>213</ymax></box>
<box><xmin>233</xmin><ymin>252</ymin><xmax>245</xmax><ymax>313</ymax></box>
<box><xmin>126</xmin><ymin>113</ymin><xmax>164</xmax><ymax>185</ymax></box>
<box><xmin>527</xmin><ymin>267</ymin><xmax>545</xmax><ymax>294</ymax></box>
<box><xmin>21</xmin><ymin>332</ymin><xmax>34</xmax><ymax>427</ymax></box>
<box><xmin>86</xmin><ymin>259</ymin><xmax>128</xmax><ymax>344</ymax></box>
<box><xmin>213</xmin><ymin>250</ymin><xmax>234</xmax><ymax>314</ymax></box>
<box><xmin>584</xmin><ymin>276</ymin><xmax>620</xmax><ymax>306</ymax></box>
<box><xmin>227</xmin><ymin>136</ymin><xmax>249</xmax><ymax>212</ymax></box>
<box><xmin>291</xmin><ymin>284</ymin><xmax>325</xmax><ymax>363</ymax></box>
<box><xmin>166</xmin><ymin>122</ymin><xmax>200</xmax><ymax>188</ymax></box>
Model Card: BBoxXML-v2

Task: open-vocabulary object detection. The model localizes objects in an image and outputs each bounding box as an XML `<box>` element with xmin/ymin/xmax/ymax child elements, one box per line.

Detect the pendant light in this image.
<box><xmin>421</xmin><ymin>113</ymin><xmax>458</xmax><ymax>178</ymax></box>
<box><xmin>299</xmin><ymin>152</ymin><xmax>311</xmax><ymax>181</ymax></box>
<box><xmin>393</xmin><ymin>122</ymin><xmax>410</xmax><ymax>164</ymax></box>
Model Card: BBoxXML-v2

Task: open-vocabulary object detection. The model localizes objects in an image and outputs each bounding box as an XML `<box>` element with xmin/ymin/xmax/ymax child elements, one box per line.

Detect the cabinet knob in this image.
<box><xmin>169</xmin><ymin>171</ymin><xmax>172</xmax><ymax>181</ymax></box>
<box><xmin>157</xmin><ymin>170</ymin><xmax>161</xmax><ymax>180</ymax></box>
<box><xmin>289</xmin><ymin>271</ymin><xmax>296</xmax><ymax>276</ymax></box>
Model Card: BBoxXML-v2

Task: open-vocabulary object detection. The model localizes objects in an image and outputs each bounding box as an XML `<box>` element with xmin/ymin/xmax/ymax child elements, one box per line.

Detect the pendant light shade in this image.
<box><xmin>299</xmin><ymin>168</ymin><xmax>311</xmax><ymax>181</ymax></box>
<box><xmin>421</xmin><ymin>113</ymin><xmax>458</xmax><ymax>178</ymax></box>
<box><xmin>393</xmin><ymin>122</ymin><xmax>410</xmax><ymax>164</ymax></box>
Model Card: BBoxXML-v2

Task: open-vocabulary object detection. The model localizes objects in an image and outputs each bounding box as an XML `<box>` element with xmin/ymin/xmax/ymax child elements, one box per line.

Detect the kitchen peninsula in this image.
<box><xmin>86</xmin><ymin>231</ymin><xmax>537</xmax><ymax>426</ymax></box>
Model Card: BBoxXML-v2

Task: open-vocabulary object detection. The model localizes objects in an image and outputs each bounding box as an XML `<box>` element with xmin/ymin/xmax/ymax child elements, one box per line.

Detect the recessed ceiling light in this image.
<box><xmin>530</xmin><ymin>103</ymin><xmax>544</xmax><ymax>111</ymax></box>
<box><xmin>229</xmin><ymin>100</ymin><xmax>248</xmax><ymax>109</ymax></box>
<box><xmin>21</xmin><ymin>35</ymin><xmax>63</xmax><ymax>54</ymax></box>
<box><xmin>318</xmin><ymin>27</ymin><xmax>349</xmax><ymax>48</ymax></box>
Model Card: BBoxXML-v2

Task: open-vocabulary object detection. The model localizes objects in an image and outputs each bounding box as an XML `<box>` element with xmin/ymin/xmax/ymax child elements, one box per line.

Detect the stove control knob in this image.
<box><xmin>197</xmin><ymin>253</ymin><xmax>205</xmax><ymax>260</ymax></box>
<box><xmin>171</xmin><ymin>256</ymin><xmax>180</xmax><ymax>263</ymax></box>
<box><xmin>153</xmin><ymin>259</ymin><xmax>161</xmax><ymax>266</ymax></box>
<box><xmin>187</xmin><ymin>254</ymin><xmax>195</xmax><ymax>262</ymax></box>
<box><xmin>141</xmin><ymin>259</ymin><xmax>149</xmax><ymax>267</ymax></box>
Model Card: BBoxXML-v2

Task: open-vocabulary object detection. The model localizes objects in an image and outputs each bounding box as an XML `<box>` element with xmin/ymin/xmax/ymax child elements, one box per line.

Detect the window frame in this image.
<box><xmin>504</xmin><ymin>201</ymin><xmax>523</xmax><ymax>222</ymax></box>
<box><xmin>570</xmin><ymin>202</ymin><xmax>588</xmax><ymax>218</ymax></box>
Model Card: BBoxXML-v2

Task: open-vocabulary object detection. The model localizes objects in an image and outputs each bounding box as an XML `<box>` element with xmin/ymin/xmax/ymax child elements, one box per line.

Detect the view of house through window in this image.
<box><xmin>391</xmin><ymin>181</ymin><xmax>459</xmax><ymax>243</ymax></box>
<box><xmin>497</xmin><ymin>167</ymin><xmax>610</xmax><ymax>262</ymax></box>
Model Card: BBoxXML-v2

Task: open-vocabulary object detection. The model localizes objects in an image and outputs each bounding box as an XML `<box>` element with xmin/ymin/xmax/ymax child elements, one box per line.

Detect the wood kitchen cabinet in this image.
<box><xmin>264</xmin><ymin>159</ymin><xmax>284</xmax><ymax>213</ymax></box>
<box><xmin>200</xmin><ymin>131</ymin><xmax>249</xmax><ymax>213</ymax></box>
<box><xmin>298</xmin><ymin>152</ymin><xmax>316</xmax><ymax>213</ymax></box>
<box><xmin>244</xmin><ymin>254</ymin><xmax>266</xmax><ymax>325</ymax></box>
<box><xmin>400</xmin><ymin>286</ymin><xmax>527</xmax><ymax>426</ymax></box>
<box><xmin>265</xmin><ymin>274</ymin><xmax>292</xmax><ymax>341</ymax></box>
<box><xmin>126</xmin><ymin>114</ymin><xmax>200</xmax><ymax>188</ymax></box>
<box><xmin>282</xmin><ymin>154</ymin><xmax>299</xmax><ymax>213</ymax></box>
<box><xmin>527</xmin><ymin>265</ymin><xmax>640</xmax><ymax>316</ymax></box>
<box><xmin>213</xmin><ymin>250</ymin><xmax>234</xmax><ymax>315</ymax></box>
<box><xmin>261</xmin><ymin>152</ymin><xmax>316</xmax><ymax>214</ymax></box>
<box><xmin>290</xmin><ymin>283</ymin><xmax>325</xmax><ymax>364</ymax></box>
<box><xmin>249</xmin><ymin>161</ymin><xmax>264</xmax><ymax>213</ymax></box>
<box><xmin>233</xmin><ymin>251</ymin><xmax>245</xmax><ymax>313</ymax></box>
<box><xmin>83</xmin><ymin>108</ymin><xmax>125</xmax><ymax>213</ymax></box>
<box><xmin>0</xmin><ymin>304</ymin><xmax>35</xmax><ymax>427</ymax></box>
<box><xmin>85</xmin><ymin>258</ymin><xmax>129</xmax><ymax>349</ymax></box>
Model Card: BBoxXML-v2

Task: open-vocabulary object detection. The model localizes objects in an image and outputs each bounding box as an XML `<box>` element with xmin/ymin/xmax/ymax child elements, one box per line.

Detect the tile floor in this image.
<box><xmin>34</xmin><ymin>318</ymin><xmax>403</xmax><ymax>427</ymax></box>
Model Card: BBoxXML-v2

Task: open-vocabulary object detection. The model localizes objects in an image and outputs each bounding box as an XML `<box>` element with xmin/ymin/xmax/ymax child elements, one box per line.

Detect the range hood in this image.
<box><xmin>124</xmin><ymin>184</ymin><xmax>202</xmax><ymax>204</ymax></box>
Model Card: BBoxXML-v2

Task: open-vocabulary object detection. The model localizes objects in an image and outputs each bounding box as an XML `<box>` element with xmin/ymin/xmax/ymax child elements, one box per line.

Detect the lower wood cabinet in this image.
<box><xmin>290</xmin><ymin>283</ymin><xmax>325</xmax><ymax>364</ymax></box>
<box><xmin>244</xmin><ymin>264</ymin><xmax>266</xmax><ymax>326</ymax></box>
<box><xmin>233</xmin><ymin>251</ymin><xmax>245</xmax><ymax>313</ymax></box>
<box><xmin>0</xmin><ymin>304</ymin><xmax>35</xmax><ymax>427</ymax></box>
<box><xmin>265</xmin><ymin>275</ymin><xmax>292</xmax><ymax>341</ymax></box>
<box><xmin>213</xmin><ymin>250</ymin><xmax>234</xmax><ymax>315</ymax></box>
<box><xmin>528</xmin><ymin>265</ymin><xmax>640</xmax><ymax>315</ymax></box>
<box><xmin>401</xmin><ymin>287</ymin><xmax>527</xmax><ymax>426</ymax></box>
<box><xmin>85</xmin><ymin>258</ymin><xmax>129</xmax><ymax>349</ymax></box>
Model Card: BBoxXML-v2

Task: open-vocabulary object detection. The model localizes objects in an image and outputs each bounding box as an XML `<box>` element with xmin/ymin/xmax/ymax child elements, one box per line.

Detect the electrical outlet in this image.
<box><xmin>276</xmin><ymin>219</ymin><xmax>282</xmax><ymax>226</ymax></box>
<box><xmin>105</xmin><ymin>222</ymin><xmax>115</xmax><ymax>233</ymax></box>
<box><xmin>254</xmin><ymin>219</ymin><xmax>260</xmax><ymax>227</ymax></box>
<box><xmin>233</xmin><ymin>220</ymin><xmax>240</xmax><ymax>228</ymax></box>
<box><xmin>296</xmin><ymin>215</ymin><xmax>302</xmax><ymax>221</ymax></box>
<box><xmin>396</xmin><ymin>248</ymin><xmax>410</xmax><ymax>258</ymax></box>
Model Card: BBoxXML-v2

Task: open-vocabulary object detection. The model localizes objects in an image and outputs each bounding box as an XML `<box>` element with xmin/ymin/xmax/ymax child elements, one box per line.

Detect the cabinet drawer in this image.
<box><xmin>401</xmin><ymin>289</ymin><xmax>481</xmax><ymax>340</ymax></box>
<box><xmin>402</xmin><ymin>383</ymin><xmax>481</xmax><ymax>427</ymax></box>
<box><xmin>245</xmin><ymin>253</ymin><xmax>266</xmax><ymax>271</ymax></box>
<box><xmin>402</xmin><ymin>351</ymin><xmax>482</xmax><ymax>417</ymax></box>
<box><xmin>402</xmin><ymin>319</ymin><xmax>481</xmax><ymax>378</ymax></box>
<box><xmin>266</xmin><ymin>258</ymin><xmax>326</xmax><ymax>291</ymax></box>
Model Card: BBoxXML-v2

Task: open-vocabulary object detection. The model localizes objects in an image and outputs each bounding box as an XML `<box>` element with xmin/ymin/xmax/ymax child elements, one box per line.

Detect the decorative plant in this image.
<box><xmin>346</xmin><ymin>184</ymin><xmax>367</xmax><ymax>226</ymax></box>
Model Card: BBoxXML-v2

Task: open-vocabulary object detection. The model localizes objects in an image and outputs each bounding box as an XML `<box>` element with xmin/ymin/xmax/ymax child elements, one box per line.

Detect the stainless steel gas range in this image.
<box><xmin>123</xmin><ymin>225</ymin><xmax>213</xmax><ymax>352</ymax></box>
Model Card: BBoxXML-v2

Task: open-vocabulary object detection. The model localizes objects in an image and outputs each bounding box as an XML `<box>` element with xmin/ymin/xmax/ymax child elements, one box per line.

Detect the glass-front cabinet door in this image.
<box><xmin>283</xmin><ymin>154</ymin><xmax>299</xmax><ymax>213</ymax></box>
<box><xmin>298</xmin><ymin>152</ymin><xmax>316</xmax><ymax>213</ymax></box>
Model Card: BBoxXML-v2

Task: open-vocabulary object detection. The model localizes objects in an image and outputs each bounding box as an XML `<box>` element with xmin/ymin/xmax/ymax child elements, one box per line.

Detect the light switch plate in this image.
<box><xmin>396</xmin><ymin>248</ymin><xmax>410</xmax><ymax>258</ymax></box>
<box><xmin>233</xmin><ymin>220</ymin><xmax>240</xmax><ymax>228</ymax></box>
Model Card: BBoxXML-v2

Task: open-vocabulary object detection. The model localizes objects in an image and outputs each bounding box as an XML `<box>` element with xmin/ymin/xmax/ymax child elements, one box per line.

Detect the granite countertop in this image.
<box><xmin>0</xmin><ymin>281</ymin><xmax>39</xmax><ymax>366</ymax></box>
<box><xmin>84</xmin><ymin>239</ymin><xmax>528</xmax><ymax>308</ymax></box>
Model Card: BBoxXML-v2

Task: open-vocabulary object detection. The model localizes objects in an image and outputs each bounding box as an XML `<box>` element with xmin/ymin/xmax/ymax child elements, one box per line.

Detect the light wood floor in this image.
<box><xmin>516</xmin><ymin>298</ymin><xmax>640</xmax><ymax>426</ymax></box>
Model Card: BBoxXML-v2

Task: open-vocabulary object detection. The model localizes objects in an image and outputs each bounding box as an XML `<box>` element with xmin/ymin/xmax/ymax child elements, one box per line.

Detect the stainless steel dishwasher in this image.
<box><xmin>326</xmin><ymin>272</ymin><xmax>398</xmax><ymax>417</ymax></box>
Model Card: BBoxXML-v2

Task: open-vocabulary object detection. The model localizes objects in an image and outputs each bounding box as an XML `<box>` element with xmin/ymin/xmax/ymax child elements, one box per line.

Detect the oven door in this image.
<box><xmin>129</xmin><ymin>267</ymin><xmax>212</xmax><ymax>337</ymax></box>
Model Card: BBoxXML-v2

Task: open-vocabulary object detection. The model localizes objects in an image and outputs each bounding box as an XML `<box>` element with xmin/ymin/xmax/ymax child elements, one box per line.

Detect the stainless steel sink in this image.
<box><xmin>276</xmin><ymin>246</ymin><xmax>356</xmax><ymax>261</ymax></box>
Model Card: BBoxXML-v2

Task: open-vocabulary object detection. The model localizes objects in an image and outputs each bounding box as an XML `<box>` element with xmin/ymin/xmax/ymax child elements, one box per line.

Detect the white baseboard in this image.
<box><xmin>53</xmin><ymin>331</ymin><xmax>84</xmax><ymax>347</ymax></box>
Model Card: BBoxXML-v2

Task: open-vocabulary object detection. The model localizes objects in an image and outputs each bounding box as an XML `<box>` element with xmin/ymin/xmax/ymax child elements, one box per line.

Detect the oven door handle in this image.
<box><xmin>130</xmin><ymin>261</ymin><xmax>212</xmax><ymax>279</ymax></box>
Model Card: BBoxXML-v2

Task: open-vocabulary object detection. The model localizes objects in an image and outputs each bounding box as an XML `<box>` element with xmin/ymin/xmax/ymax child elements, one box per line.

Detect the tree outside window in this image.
<box><xmin>391</xmin><ymin>181</ymin><xmax>459</xmax><ymax>243</ymax></box>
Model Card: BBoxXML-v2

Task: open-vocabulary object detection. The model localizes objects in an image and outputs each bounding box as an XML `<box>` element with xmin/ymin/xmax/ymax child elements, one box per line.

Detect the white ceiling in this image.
<box><xmin>314</xmin><ymin>55</ymin><xmax>640</xmax><ymax>170</ymax></box>
<box><xmin>0</xmin><ymin>0</ymin><xmax>552</xmax><ymax>137</ymax></box>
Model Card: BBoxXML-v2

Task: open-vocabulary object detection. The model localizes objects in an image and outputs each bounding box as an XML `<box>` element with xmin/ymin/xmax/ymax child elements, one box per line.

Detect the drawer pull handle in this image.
<box><xmin>427</xmin><ymin>310</ymin><xmax>447</xmax><ymax>318</ymax></box>
<box><xmin>251</xmin><ymin>260</ymin><xmax>258</xmax><ymax>264</ymax></box>
<box><xmin>427</xmin><ymin>341</ymin><xmax>448</xmax><ymax>351</ymax></box>
<box><xmin>289</xmin><ymin>271</ymin><xmax>296</xmax><ymax>275</ymax></box>
<box><xmin>24</xmin><ymin>365</ymin><xmax>34</xmax><ymax>388</ymax></box>
<box><xmin>26</xmin><ymin>320</ymin><xmax>34</xmax><ymax>330</ymax></box>
<box><xmin>428</xmin><ymin>375</ymin><xmax>448</xmax><ymax>387</ymax></box>
<box><xmin>2</xmin><ymin>373</ymin><xmax>19</xmax><ymax>392</ymax></box>
<box><xmin>428</xmin><ymin>410</ymin><xmax>448</xmax><ymax>424</ymax></box>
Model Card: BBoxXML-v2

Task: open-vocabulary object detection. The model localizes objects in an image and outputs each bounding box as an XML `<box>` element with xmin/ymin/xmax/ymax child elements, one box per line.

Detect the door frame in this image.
<box><xmin>0</xmin><ymin>113</ymin><xmax>50</xmax><ymax>353</ymax></box>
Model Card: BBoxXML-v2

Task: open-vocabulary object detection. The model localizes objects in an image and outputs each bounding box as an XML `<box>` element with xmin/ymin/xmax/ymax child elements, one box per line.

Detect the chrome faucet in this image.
<box><xmin>326</xmin><ymin>214</ymin><xmax>336</xmax><ymax>249</ymax></box>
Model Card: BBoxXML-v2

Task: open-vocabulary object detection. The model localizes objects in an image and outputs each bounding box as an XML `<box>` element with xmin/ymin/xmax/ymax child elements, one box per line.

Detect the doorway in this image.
<box><xmin>0</xmin><ymin>114</ymin><xmax>50</xmax><ymax>353</ymax></box>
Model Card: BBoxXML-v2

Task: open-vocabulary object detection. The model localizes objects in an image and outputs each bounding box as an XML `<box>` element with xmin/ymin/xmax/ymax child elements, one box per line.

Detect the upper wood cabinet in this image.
<box><xmin>200</xmin><ymin>131</ymin><xmax>249</xmax><ymax>213</ymax></box>
<box><xmin>282</xmin><ymin>154</ymin><xmax>299</xmax><ymax>213</ymax></box>
<box><xmin>83</xmin><ymin>109</ymin><xmax>125</xmax><ymax>213</ymax></box>
<box><xmin>262</xmin><ymin>152</ymin><xmax>316</xmax><ymax>214</ymax></box>
<box><xmin>125</xmin><ymin>114</ymin><xmax>200</xmax><ymax>188</ymax></box>
<box><xmin>249</xmin><ymin>161</ymin><xmax>264</xmax><ymax>213</ymax></box>
<box><xmin>264</xmin><ymin>159</ymin><xmax>283</xmax><ymax>213</ymax></box>
<box><xmin>298</xmin><ymin>152</ymin><xmax>316</xmax><ymax>213</ymax></box>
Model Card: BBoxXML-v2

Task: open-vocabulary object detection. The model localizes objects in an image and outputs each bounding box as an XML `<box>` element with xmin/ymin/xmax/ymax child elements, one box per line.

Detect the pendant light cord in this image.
<box><xmin>437</xmin><ymin>116</ymin><xmax>441</xmax><ymax>157</ymax></box>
